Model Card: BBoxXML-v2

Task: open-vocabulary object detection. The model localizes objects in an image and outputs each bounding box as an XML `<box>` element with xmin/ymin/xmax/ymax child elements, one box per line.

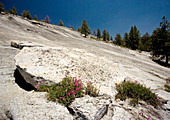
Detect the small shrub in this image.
<box><xmin>35</xmin><ymin>76</ymin><xmax>99</xmax><ymax>106</ymax></box>
<box><xmin>85</xmin><ymin>81</ymin><xmax>100</xmax><ymax>97</ymax></box>
<box><xmin>164</xmin><ymin>78</ymin><xmax>170</xmax><ymax>92</ymax></box>
<box><xmin>115</xmin><ymin>81</ymin><xmax>161</xmax><ymax>107</ymax></box>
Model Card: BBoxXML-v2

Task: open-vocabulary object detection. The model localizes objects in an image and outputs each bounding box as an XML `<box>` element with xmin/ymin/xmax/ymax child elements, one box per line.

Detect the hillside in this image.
<box><xmin>0</xmin><ymin>14</ymin><xmax>170</xmax><ymax>120</ymax></box>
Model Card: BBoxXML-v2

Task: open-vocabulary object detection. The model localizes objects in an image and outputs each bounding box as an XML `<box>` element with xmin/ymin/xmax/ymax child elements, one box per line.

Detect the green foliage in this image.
<box><xmin>106</xmin><ymin>32</ymin><xmax>110</xmax><ymax>41</ymax></box>
<box><xmin>123</xmin><ymin>32</ymin><xmax>129</xmax><ymax>47</ymax></box>
<box><xmin>21</xmin><ymin>10</ymin><xmax>27</xmax><ymax>17</ymax></box>
<box><xmin>45</xmin><ymin>15</ymin><xmax>50</xmax><ymax>23</ymax></box>
<box><xmin>34</xmin><ymin>15</ymin><xmax>38</xmax><ymax>21</ymax></box>
<box><xmin>93</xmin><ymin>28</ymin><xmax>97</xmax><ymax>36</ymax></box>
<box><xmin>111</xmin><ymin>36</ymin><xmax>113</xmax><ymax>41</ymax></box>
<box><xmin>10</xmin><ymin>6</ymin><xmax>17</xmax><ymax>15</ymax></box>
<box><xmin>102</xmin><ymin>29</ymin><xmax>107</xmax><ymax>41</ymax></box>
<box><xmin>60</xmin><ymin>19</ymin><xmax>64</xmax><ymax>26</ymax></box>
<box><xmin>26</xmin><ymin>11</ymin><xmax>32</xmax><ymax>20</ymax></box>
<box><xmin>36</xmin><ymin>76</ymin><xmax>100</xmax><ymax>107</ymax></box>
<box><xmin>114</xmin><ymin>33</ymin><xmax>122</xmax><ymax>45</ymax></box>
<box><xmin>70</xmin><ymin>26</ymin><xmax>74</xmax><ymax>30</ymax></box>
<box><xmin>81</xmin><ymin>19</ymin><xmax>91</xmax><ymax>37</ymax></box>
<box><xmin>78</xmin><ymin>26</ymin><xmax>81</xmax><ymax>32</ymax></box>
<box><xmin>151</xmin><ymin>16</ymin><xmax>170</xmax><ymax>65</ymax></box>
<box><xmin>85</xmin><ymin>81</ymin><xmax>100</xmax><ymax>97</ymax></box>
<box><xmin>164</xmin><ymin>78</ymin><xmax>170</xmax><ymax>92</ymax></box>
<box><xmin>115</xmin><ymin>81</ymin><xmax>161</xmax><ymax>107</ymax></box>
<box><xmin>0</xmin><ymin>2</ymin><xmax>5</xmax><ymax>13</ymax></box>
<box><xmin>97</xmin><ymin>28</ymin><xmax>101</xmax><ymax>39</ymax></box>
<box><xmin>129</xmin><ymin>25</ymin><xmax>140</xmax><ymax>50</ymax></box>
<box><xmin>139</xmin><ymin>32</ymin><xmax>151</xmax><ymax>51</ymax></box>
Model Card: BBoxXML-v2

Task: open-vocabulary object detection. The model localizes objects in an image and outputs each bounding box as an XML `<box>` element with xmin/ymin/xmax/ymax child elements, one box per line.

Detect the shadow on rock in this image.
<box><xmin>14</xmin><ymin>69</ymin><xmax>35</xmax><ymax>91</ymax></box>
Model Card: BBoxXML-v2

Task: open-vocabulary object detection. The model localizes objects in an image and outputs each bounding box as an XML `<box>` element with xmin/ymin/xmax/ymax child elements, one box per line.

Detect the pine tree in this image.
<box><xmin>102</xmin><ymin>29</ymin><xmax>107</xmax><ymax>41</ymax></box>
<box><xmin>111</xmin><ymin>36</ymin><xmax>113</xmax><ymax>41</ymax></box>
<box><xmin>115</xmin><ymin>33</ymin><xmax>122</xmax><ymax>45</ymax></box>
<box><xmin>106</xmin><ymin>32</ymin><xmax>110</xmax><ymax>41</ymax></box>
<box><xmin>124</xmin><ymin>32</ymin><xmax>129</xmax><ymax>47</ymax></box>
<box><xmin>139</xmin><ymin>32</ymin><xmax>151</xmax><ymax>51</ymax></box>
<box><xmin>21</xmin><ymin>10</ymin><xmax>27</xmax><ymax>17</ymax></box>
<box><xmin>152</xmin><ymin>16</ymin><xmax>170</xmax><ymax>65</ymax></box>
<box><xmin>70</xmin><ymin>26</ymin><xmax>74</xmax><ymax>30</ymax></box>
<box><xmin>93</xmin><ymin>28</ymin><xmax>97</xmax><ymax>36</ymax></box>
<box><xmin>78</xmin><ymin>27</ymin><xmax>81</xmax><ymax>32</ymax></box>
<box><xmin>34</xmin><ymin>15</ymin><xmax>38</xmax><ymax>21</ymax></box>
<box><xmin>129</xmin><ymin>25</ymin><xmax>140</xmax><ymax>50</ymax></box>
<box><xmin>0</xmin><ymin>2</ymin><xmax>5</xmax><ymax>13</ymax></box>
<box><xmin>97</xmin><ymin>28</ymin><xmax>101</xmax><ymax>39</ymax></box>
<box><xmin>45</xmin><ymin>15</ymin><xmax>50</xmax><ymax>23</ymax></box>
<box><xmin>13</xmin><ymin>6</ymin><xmax>17</xmax><ymax>15</ymax></box>
<box><xmin>81</xmin><ymin>19</ymin><xmax>91</xmax><ymax>37</ymax></box>
<box><xmin>26</xmin><ymin>11</ymin><xmax>32</xmax><ymax>20</ymax></box>
<box><xmin>60</xmin><ymin>19</ymin><xmax>64</xmax><ymax>26</ymax></box>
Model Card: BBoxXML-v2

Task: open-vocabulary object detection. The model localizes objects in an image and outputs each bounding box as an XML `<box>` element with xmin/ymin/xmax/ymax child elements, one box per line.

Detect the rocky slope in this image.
<box><xmin>0</xmin><ymin>13</ymin><xmax>170</xmax><ymax>120</ymax></box>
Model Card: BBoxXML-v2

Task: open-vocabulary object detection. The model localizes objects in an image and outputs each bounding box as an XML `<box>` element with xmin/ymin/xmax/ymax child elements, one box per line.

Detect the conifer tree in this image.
<box><xmin>115</xmin><ymin>33</ymin><xmax>122</xmax><ymax>45</ymax></box>
<box><xmin>151</xmin><ymin>16</ymin><xmax>170</xmax><ymax>65</ymax></box>
<box><xmin>0</xmin><ymin>2</ymin><xmax>5</xmax><ymax>13</ymax></box>
<box><xmin>111</xmin><ymin>36</ymin><xmax>113</xmax><ymax>41</ymax></box>
<box><xmin>78</xmin><ymin>26</ymin><xmax>81</xmax><ymax>32</ymax></box>
<box><xmin>34</xmin><ymin>15</ymin><xmax>38</xmax><ymax>21</ymax></box>
<box><xmin>70</xmin><ymin>26</ymin><xmax>74</xmax><ymax>30</ymax></box>
<box><xmin>139</xmin><ymin>32</ymin><xmax>151</xmax><ymax>51</ymax></box>
<box><xmin>13</xmin><ymin>6</ymin><xmax>17</xmax><ymax>15</ymax></box>
<box><xmin>129</xmin><ymin>25</ymin><xmax>140</xmax><ymax>50</ymax></box>
<box><xmin>106</xmin><ymin>32</ymin><xmax>110</xmax><ymax>41</ymax></box>
<box><xmin>81</xmin><ymin>19</ymin><xmax>91</xmax><ymax>37</ymax></box>
<box><xmin>124</xmin><ymin>32</ymin><xmax>129</xmax><ymax>47</ymax></box>
<box><xmin>93</xmin><ymin>28</ymin><xmax>97</xmax><ymax>36</ymax></box>
<box><xmin>102</xmin><ymin>29</ymin><xmax>107</xmax><ymax>41</ymax></box>
<box><xmin>97</xmin><ymin>28</ymin><xmax>101</xmax><ymax>39</ymax></box>
<box><xmin>26</xmin><ymin>11</ymin><xmax>32</xmax><ymax>20</ymax></box>
<box><xmin>21</xmin><ymin>10</ymin><xmax>27</xmax><ymax>17</ymax></box>
<box><xmin>60</xmin><ymin>19</ymin><xmax>64</xmax><ymax>26</ymax></box>
<box><xmin>10</xmin><ymin>6</ymin><xmax>17</xmax><ymax>15</ymax></box>
<box><xmin>45</xmin><ymin>15</ymin><xmax>50</xmax><ymax>23</ymax></box>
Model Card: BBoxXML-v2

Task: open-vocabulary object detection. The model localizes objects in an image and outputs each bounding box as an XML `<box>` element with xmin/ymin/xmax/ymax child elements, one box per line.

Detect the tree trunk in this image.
<box><xmin>166</xmin><ymin>54</ymin><xmax>169</xmax><ymax>65</ymax></box>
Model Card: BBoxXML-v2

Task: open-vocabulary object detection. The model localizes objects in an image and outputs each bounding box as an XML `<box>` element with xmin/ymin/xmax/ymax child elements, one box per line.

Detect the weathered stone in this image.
<box><xmin>11</xmin><ymin>41</ymin><xmax>43</xmax><ymax>49</ymax></box>
<box><xmin>4</xmin><ymin>92</ymin><xmax>73</xmax><ymax>120</ymax></box>
<box><xmin>69</xmin><ymin>95</ymin><xmax>111</xmax><ymax>120</ymax></box>
<box><xmin>1</xmin><ymin>13</ymin><xmax>170</xmax><ymax>120</ymax></box>
<box><xmin>154</xmin><ymin>89</ymin><xmax>170</xmax><ymax>101</ymax></box>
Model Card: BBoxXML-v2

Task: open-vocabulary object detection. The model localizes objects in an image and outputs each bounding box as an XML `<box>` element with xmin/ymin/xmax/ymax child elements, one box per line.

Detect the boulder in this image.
<box><xmin>11</xmin><ymin>41</ymin><xmax>42</xmax><ymax>49</ymax></box>
<box><xmin>14</xmin><ymin>46</ymin><xmax>123</xmax><ymax>92</ymax></box>
<box><xmin>4</xmin><ymin>92</ymin><xmax>73</xmax><ymax>120</ymax></box>
<box><xmin>68</xmin><ymin>95</ymin><xmax>111</xmax><ymax>120</ymax></box>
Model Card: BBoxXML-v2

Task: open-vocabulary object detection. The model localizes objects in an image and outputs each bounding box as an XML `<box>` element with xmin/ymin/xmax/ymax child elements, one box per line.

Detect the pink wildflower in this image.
<box><xmin>72</xmin><ymin>92</ymin><xmax>76</xmax><ymax>95</ymax></box>
<box><xmin>79</xmin><ymin>83</ymin><xmax>82</xmax><ymax>86</ymax></box>
<box><xmin>148</xmin><ymin>117</ymin><xmax>150</xmax><ymax>120</ymax></box>
<box><xmin>76</xmin><ymin>88</ymin><xmax>80</xmax><ymax>91</ymax></box>
<box><xmin>75</xmin><ymin>80</ymin><xmax>77</xmax><ymax>82</ymax></box>
<box><xmin>78</xmin><ymin>79</ymin><xmax>82</xmax><ymax>81</ymax></box>
<box><xmin>60</xmin><ymin>97</ymin><xmax>62</xmax><ymax>99</ymax></box>
<box><xmin>135</xmin><ymin>80</ymin><xmax>138</xmax><ymax>83</ymax></box>
<box><xmin>68</xmin><ymin>93</ymin><xmax>70</xmax><ymax>96</ymax></box>
<box><xmin>75</xmin><ymin>83</ymin><xmax>78</xmax><ymax>86</ymax></box>
<box><xmin>56</xmin><ymin>99</ymin><xmax>58</xmax><ymax>101</ymax></box>
<box><xmin>142</xmin><ymin>111</ymin><xmax>144</xmax><ymax>114</ymax></box>
<box><xmin>65</xmin><ymin>89</ymin><xmax>67</xmax><ymax>92</ymax></box>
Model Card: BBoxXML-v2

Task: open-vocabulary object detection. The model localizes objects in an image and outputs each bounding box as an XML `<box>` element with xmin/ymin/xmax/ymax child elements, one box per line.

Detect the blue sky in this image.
<box><xmin>2</xmin><ymin>0</ymin><xmax>170</xmax><ymax>38</ymax></box>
